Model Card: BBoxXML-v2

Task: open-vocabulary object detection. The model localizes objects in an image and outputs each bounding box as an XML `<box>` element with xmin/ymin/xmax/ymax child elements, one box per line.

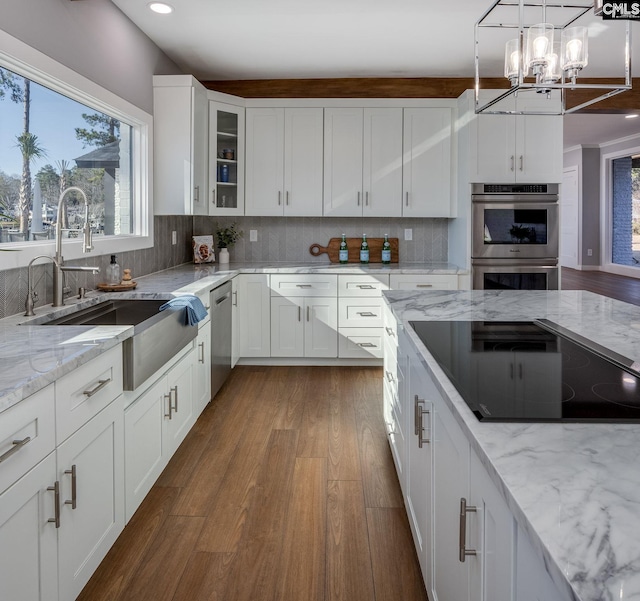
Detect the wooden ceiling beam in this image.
<box><xmin>202</xmin><ymin>77</ymin><xmax>640</xmax><ymax>112</ymax></box>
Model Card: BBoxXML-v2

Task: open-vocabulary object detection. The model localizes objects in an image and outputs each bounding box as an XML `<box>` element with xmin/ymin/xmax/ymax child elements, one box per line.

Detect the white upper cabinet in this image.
<box><xmin>324</xmin><ymin>108</ymin><xmax>403</xmax><ymax>217</ymax></box>
<box><xmin>469</xmin><ymin>92</ymin><xmax>563</xmax><ymax>183</ymax></box>
<box><xmin>153</xmin><ymin>75</ymin><xmax>209</xmax><ymax>215</ymax></box>
<box><xmin>245</xmin><ymin>108</ymin><xmax>323</xmax><ymax>216</ymax></box>
<box><xmin>403</xmin><ymin>108</ymin><xmax>455</xmax><ymax>217</ymax></box>
<box><xmin>209</xmin><ymin>101</ymin><xmax>245</xmax><ymax>216</ymax></box>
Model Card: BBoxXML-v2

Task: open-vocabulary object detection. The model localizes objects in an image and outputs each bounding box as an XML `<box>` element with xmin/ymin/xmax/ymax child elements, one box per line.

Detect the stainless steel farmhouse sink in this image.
<box><xmin>41</xmin><ymin>299</ymin><xmax>197</xmax><ymax>390</ymax></box>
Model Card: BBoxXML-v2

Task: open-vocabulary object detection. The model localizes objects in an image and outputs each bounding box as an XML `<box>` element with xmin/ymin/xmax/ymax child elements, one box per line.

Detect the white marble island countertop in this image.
<box><xmin>384</xmin><ymin>289</ymin><xmax>640</xmax><ymax>601</ymax></box>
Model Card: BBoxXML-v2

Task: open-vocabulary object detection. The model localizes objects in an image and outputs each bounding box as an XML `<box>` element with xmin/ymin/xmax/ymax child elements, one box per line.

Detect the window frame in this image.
<box><xmin>0</xmin><ymin>28</ymin><xmax>153</xmax><ymax>270</ymax></box>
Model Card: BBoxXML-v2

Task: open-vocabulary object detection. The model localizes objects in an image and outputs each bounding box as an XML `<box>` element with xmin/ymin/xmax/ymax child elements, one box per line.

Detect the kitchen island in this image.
<box><xmin>385</xmin><ymin>289</ymin><xmax>640</xmax><ymax>601</ymax></box>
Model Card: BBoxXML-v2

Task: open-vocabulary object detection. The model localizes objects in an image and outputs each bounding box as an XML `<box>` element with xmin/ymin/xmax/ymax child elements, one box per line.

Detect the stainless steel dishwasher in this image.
<box><xmin>210</xmin><ymin>280</ymin><xmax>233</xmax><ymax>397</ymax></box>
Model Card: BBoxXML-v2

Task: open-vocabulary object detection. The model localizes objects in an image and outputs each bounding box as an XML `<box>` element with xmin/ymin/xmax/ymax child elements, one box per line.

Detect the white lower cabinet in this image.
<box><xmin>270</xmin><ymin>296</ymin><xmax>337</xmax><ymax>358</ymax></box>
<box><xmin>124</xmin><ymin>345</ymin><xmax>195</xmax><ymax>521</ymax></box>
<box><xmin>0</xmin><ymin>452</ymin><xmax>58</xmax><ymax>601</ymax></box>
<box><xmin>237</xmin><ymin>274</ymin><xmax>271</xmax><ymax>357</ymax></box>
<box><xmin>56</xmin><ymin>398</ymin><xmax>125</xmax><ymax>601</ymax></box>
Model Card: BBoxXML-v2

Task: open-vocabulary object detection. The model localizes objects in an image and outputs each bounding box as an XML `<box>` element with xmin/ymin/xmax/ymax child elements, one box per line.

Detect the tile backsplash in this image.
<box><xmin>0</xmin><ymin>214</ymin><xmax>448</xmax><ymax>319</ymax></box>
<box><xmin>194</xmin><ymin>216</ymin><xmax>448</xmax><ymax>265</ymax></box>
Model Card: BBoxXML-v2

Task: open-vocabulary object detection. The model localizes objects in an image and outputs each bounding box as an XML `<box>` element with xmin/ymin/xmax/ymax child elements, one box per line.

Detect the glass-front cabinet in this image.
<box><xmin>209</xmin><ymin>102</ymin><xmax>245</xmax><ymax>216</ymax></box>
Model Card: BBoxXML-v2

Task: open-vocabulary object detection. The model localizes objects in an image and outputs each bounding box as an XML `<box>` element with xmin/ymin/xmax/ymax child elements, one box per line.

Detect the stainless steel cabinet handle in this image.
<box><xmin>164</xmin><ymin>392</ymin><xmax>173</xmax><ymax>419</ymax></box>
<box><xmin>385</xmin><ymin>370</ymin><xmax>394</xmax><ymax>383</ymax></box>
<box><xmin>286</xmin><ymin>191</ymin><xmax>290</xmax><ymax>206</ymax></box>
<box><xmin>358</xmin><ymin>342</ymin><xmax>376</xmax><ymax>348</ymax></box>
<box><xmin>64</xmin><ymin>464</ymin><xmax>77</xmax><ymax>510</ymax></box>
<box><xmin>459</xmin><ymin>498</ymin><xmax>477</xmax><ymax>562</ymax></box>
<box><xmin>365</xmin><ymin>191</ymin><xmax>369</xmax><ymax>206</ymax></box>
<box><xmin>296</xmin><ymin>284</ymin><xmax>312</xmax><ymax>288</ymax></box>
<box><xmin>518</xmin><ymin>363</ymin><xmax>523</xmax><ymax>379</ymax></box>
<box><xmin>519</xmin><ymin>155</ymin><xmax>524</xmax><ymax>171</ymax></box>
<box><xmin>171</xmin><ymin>386</ymin><xmax>178</xmax><ymax>413</ymax></box>
<box><xmin>510</xmin><ymin>155</ymin><xmax>515</xmax><ymax>171</ymax></box>
<box><xmin>232</xmin><ymin>290</ymin><xmax>238</xmax><ymax>306</ymax></box>
<box><xmin>194</xmin><ymin>185</ymin><xmax>200</xmax><ymax>202</ymax></box>
<box><xmin>212</xmin><ymin>189</ymin><xmax>216</xmax><ymax>205</ymax></box>
<box><xmin>356</xmin><ymin>284</ymin><xmax>375</xmax><ymax>289</ymax></box>
<box><xmin>356</xmin><ymin>311</ymin><xmax>377</xmax><ymax>317</ymax></box>
<box><xmin>0</xmin><ymin>436</ymin><xmax>31</xmax><ymax>464</ymax></box>
<box><xmin>405</xmin><ymin>191</ymin><xmax>409</xmax><ymax>207</ymax></box>
<box><xmin>306</xmin><ymin>306</ymin><xmax>310</xmax><ymax>322</ymax></box>
<box><xmin>83</xmin><ymin>378</ymin><xmax>110</xmax><ymax>397</ymax></box>
<box><xmin>198</xmin><ymin>342</ymin><xmax>205</xmax><ymax>364</ymax></box>
<box><xmin>357</xmin><ymin>191</ymin><xmax>361</xmax><ymax>206</ymax></box>
<box><xmin>48</xmin><ymin>481</ymin><xmax>61</xmax><ymax>528</ymax></box>
<box><xmin>278</xmin><ymin>191</ymin><xmax>282</xmax><ymax>206</ymax></box>
<box><xmin>385</xmin><ymin>327</ymin><xmax>395</xmax><ymax>338</ymax></box>
<box><xmin>414</xmin><ymin>396</ymin><xmax>431</xmax><ymax>448</ymax></box>
<box><xmin>416</xmin><ymin>284</ymin><xmax>433</xmax><ymax>289</ymax></box>
<box><xmin>298</xmin><ymin>306</ymin><xmax>301</xmax><ymax>322</ymax></box>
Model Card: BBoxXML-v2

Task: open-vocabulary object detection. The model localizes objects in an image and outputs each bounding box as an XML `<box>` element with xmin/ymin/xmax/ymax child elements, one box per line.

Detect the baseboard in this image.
<box><xmin>236</xmin><ymin>357</ymin><xmax>383</xmax><ymax>367</ymax></box>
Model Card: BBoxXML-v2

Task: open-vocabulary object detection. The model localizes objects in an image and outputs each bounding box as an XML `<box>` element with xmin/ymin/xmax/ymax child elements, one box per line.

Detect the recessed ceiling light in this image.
<box><xmin>625</xmin><ymin>114</ymin><xmax>639</xmax><ymax>119</ymax></box>
<box><xmin>148</xmin><ymin>2</ymin><xmax>173</xmax><ymax>14</ymax></box>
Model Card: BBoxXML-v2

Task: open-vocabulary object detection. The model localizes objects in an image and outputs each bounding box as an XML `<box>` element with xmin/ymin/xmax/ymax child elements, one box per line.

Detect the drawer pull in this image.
<box><xmin>295</xmin><ymin>284</ymin><xmax>313</xmax><ymax>288</ymax></box>
<box><xmin>358</xmin><ymin>342</ymin><xmax>376</xmax><ymax>348</ymax></box>
<box><xmin>385</xmin><ymin>370</ymin><xmax>394</xmax><ymax>383</ymax></box>
<box><xmin>385</xmin><ymin>327</ymin><xmax>396</xmax><ymax>337</ymax></box>
<box><xmin>459</xmin><ymin>497</ymin><xmax>477</xmax><ymax>562</ymax></box>
<box><xmin>83</xmin><ymin>378</ymin><xmax>111</xmax><ymax>397</ymax></box>
<box><xmin>171</xmin><ymin>386</ymin><xmax>179</xmax><ymax>413</ymax></box>
<box><xmin>0</xmin><ymin>436</ymin><xmax>31</xmax><ymax>464</ymax></box>
<box><xmin>356</xmin><ymin>311</ymin><xmax>377</xmax><ymax>317</ymax></box>
<box><xmin>198</xmin><ymin>342</ymin><xmax>205</xmax><ymax>363</ymax></box>
<box><xmin>47</xmin><ymin>481</ymin><xmax>61</xmax><ymax>528</ymax></box>
<box><xmin>64</xmin><ymin>464</ymin><xmax>77</xmax><ymax>510</ymax></box>
<box><xmin>416</xmin><ymin>284</ymin><xmax>433</xmax><ymax>288</ymax></box>
<box><xmin>414</xmin><ymin>395</ymin><xmax>430</xmax><ymax>447</ymax></box>
<box><xmin>164</xmin><ymin>392</ymin><xmax>173</xmax><ymax>419</ymax></box>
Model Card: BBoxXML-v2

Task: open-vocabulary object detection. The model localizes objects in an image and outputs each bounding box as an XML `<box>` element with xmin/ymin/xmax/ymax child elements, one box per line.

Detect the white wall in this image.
<box><xmin>1</xmin><ymin>0</ymin><xmax>182</xmax><ymax>113</ymax></box>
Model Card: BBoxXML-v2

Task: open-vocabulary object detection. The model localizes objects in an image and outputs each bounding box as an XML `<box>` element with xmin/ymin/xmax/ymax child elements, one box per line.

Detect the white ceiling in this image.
<box><xmin>110</xmin><ymin>0</ymin><xmax>639</xmax><ymax>147</ymax></box>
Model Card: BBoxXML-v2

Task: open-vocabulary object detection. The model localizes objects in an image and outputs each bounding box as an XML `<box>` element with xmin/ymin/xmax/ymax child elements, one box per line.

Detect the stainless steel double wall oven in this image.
<box><xmin>471</xmin><ymin>183</ymin><xmax>559</xmax><ymax>290</ymax></box>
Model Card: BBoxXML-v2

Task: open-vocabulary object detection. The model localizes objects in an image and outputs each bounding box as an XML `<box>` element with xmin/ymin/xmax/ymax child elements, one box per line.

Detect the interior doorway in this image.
<box><xmin>560</xmin><ymin>166</ymin><xmax>580</xmax><ymax>269</ymax></box>
<box><xmin>611</xmin><ymin>155</ymin><xmax>640</xmax><ymax>267</ymax></box>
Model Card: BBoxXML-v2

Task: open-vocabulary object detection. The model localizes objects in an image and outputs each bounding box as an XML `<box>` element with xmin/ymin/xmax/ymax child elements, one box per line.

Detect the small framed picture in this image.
<box><xmin>192</xmin><ymin>235</ymin><xmax>215</xmax><ymax>263</ymax></box>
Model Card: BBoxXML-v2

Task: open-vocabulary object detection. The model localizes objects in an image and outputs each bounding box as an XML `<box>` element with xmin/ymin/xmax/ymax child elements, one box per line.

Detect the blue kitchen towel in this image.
<box><xmin>159</xmin><ymin>295</ymin><xmax>207</xmax><ymax>326</ymax></box>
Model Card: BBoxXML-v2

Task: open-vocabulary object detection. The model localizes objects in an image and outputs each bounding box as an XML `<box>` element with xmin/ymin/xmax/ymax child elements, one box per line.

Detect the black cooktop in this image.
<box><xmin>409</xmin><ymin>320</ymin><xmax>640</xmax><ymax>422</ymax></box>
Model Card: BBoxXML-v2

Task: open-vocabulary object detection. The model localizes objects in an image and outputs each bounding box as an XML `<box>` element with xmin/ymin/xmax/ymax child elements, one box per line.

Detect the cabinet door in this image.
<box><xmin>245</xmin><ymin>108</ymin><xmax>285</xmax><ymax>216</ymax></box>
<box><xmin>57</xmin><ymin>398</ymin><xmax>124</xmax><ymax>601</ymax></box>
<box><xmin>192</xmin><ymin>83</ymin><xmax>209</xmax><ymax>216</ymax></box>
<box><xmin>284</xmin><ymin>108</ymin><xmax>324</xmax><ymax>216</ymax></box>
<box><xmin>271</xmin><ymin>296</ymin><xmax>304</xmax><ymax>357</ymax></box>
<box><xmin>323</xmin><ymin>108</ymin><xmax>364</xmax><ymax>217</ymax></box>
<box><xmin>195</xmin><ymin>323</ymin><xmax>212</xmax><ymax>415</ymax></box>
<box><xmin>406</xmin><ymin>353</ymin><xmax>434</xmax><ymax>590</ymax></box>
<box><xmin>237</xmin><ymin>274</ymin><xmax>271</xmax><ymax>357</ymax></box>
<box><xmin>432</xmin><ymin>389</ymin><xmax>470</xmax><ymax>601</ymax></box>
<box><xmin>0</xmin><ymin>453</ymin><xmax>58</xmax><ymax>601</ymax></box>
<box><xmin>469</xmin><ymin>452</ymin><xmax>516</xmax><ymax>601</ymax></box>
<box><xmin>471</xmin><ymin>113</ymin><xmax>516</xmax><ymax>183</ymax></box>
<box><xmin>363</xmin><ymin>108</ymin><xmax>402</xmax><ymax>217</ymax></box>
<box><xmin>209</xmin><ymin>102</ymin><xmax>245</xmax><ymax>216</ymax></box>
<box><xmin>124</xmin><ymin>376</ymin><xmax>168</xmax><ymax>522</ymax></box>
<box><xmin>231</xmin><ymin>277</ymin><xmax>240</xmax><ymax>367</ymax></box>
<box><xmin>515</xmin><ymin>113</ymin><xmax>563</xmax><ymax>183</ymax></box>
<box><xmin>304</xmin><ymin>297</ymin><xmax>337</xmax><ymax>358</ymax></box>
<box><xmin>165</xmin><ymin>349</ymin><xmax>195</xmax><ymax>454</ymax></box>
<box><xmin>403</xmin><ymin>108</ymin><xmax>453</xmax><ymax>217</ymax></box>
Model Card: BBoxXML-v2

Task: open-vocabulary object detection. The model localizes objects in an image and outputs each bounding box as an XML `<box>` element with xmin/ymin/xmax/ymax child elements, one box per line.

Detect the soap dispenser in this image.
<box><xmin>106</xmin><ymin>255</ymin><xmax>121</xmax><ymax>285</ymax></box>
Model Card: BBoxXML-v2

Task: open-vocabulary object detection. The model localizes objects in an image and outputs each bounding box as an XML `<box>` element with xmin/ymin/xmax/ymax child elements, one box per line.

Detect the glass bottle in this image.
<box><xmin>382</xmin><ymin>234</ymin><xmax>391</xmax><ymax>264</ymax></box>
<box><xmin>339</xmin><ymin>234</ymin><xmax>348</xmax><ymax>264</ymax></box>
<box><xmin>106</xmin><ymin>255</ymin><xmax>121</xmax><ymax>285</ymax></box>
<box><xmin>360</xmin><ymin>234</ymin><xmax>369</xmax><ymax>264</ymax></box>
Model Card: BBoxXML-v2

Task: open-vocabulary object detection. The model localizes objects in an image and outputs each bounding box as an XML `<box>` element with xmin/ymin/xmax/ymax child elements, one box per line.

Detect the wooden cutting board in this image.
<box><xmin>309</xmin><ymin>238</ymin><xmax>399</xmax><ymax>263</ymax></box>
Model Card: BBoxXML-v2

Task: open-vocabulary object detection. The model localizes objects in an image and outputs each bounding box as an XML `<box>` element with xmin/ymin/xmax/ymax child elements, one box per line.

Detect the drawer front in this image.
<box><xmin>0</xmin><ymin>386</ymin><xmax>56</xmax><ymax>495</ymax></box>
<box><xmin>338</xmin><ymin>274</ymin><xmax>390</xmax><ymax>297</ymax></box>
<box><xmin>55</xmin><ymin>345</ymin><xmax>124</xmax><ymax>443</ymax></box>
<box><xmin>338</xmin><ymin>328</ymin><xmax>384</xmax><ymax>359</ymax></box>
<box><xmin>389</xmin><ymin>274</ymin><xmax>458</xmax><ymax>290</ymax></box>
<box><xmin>338</xmin><ymin>298</ymin><xmax>384</xmax><ymax>328</ymax></box>
<box><xmin>383</xmin><ymin>305</ymin><xmax>398</xmax><ymax>348</ymax></box>
<box><xmin>270</xmin><ymin>274</ymin><xmax>337</xmax><ymax>297</ymax></box>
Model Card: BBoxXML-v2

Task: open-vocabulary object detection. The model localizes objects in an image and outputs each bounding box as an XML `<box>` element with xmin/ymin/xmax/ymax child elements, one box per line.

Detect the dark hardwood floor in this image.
<box><xmin>78</xmin><ymin>366</ymin><xmax>427</xmax><ymax>601</ymax></box>
<box><xmin>561</xmin><ymin>266</ymin><xmax>640</xmax><ymax>306</ymax></box>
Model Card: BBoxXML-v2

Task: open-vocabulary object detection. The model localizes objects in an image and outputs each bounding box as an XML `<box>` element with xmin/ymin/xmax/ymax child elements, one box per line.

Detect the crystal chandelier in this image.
<box><xmin>475</xmin><ymin>0</ymin><xmax>632</xmax><ymax>115</ymax></box>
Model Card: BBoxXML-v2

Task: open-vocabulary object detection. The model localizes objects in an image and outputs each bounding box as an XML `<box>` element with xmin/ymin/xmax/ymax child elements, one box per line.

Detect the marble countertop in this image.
<box><xmin>0</xmin><ymin>261</ymin><xmax>464</xmax><ymax>415</ymax></box>
<box><xmin>384</xmin><ymin>289</ymin><xmax>640</xmax><ymax>601</ymax></box>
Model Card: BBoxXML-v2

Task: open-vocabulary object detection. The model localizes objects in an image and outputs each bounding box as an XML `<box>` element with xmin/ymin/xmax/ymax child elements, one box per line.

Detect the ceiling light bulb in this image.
<box><xmin>565</xmin><ymin>39</ymin><xmax>582</xmax><ymax>63</ymax></box>
<box><xmin>533</xmin><ymin>36</ymin><xmax>550</xmax><ymax>59</ymax></box>
<box><xmin>148</xmin><ymin>2</ymin><xmax>173</xmax><ymax>14</ymax></box>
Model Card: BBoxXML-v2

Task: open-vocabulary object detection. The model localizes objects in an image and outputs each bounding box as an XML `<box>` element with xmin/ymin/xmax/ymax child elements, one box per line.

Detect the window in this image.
<box><xmin>0</xmin><ymin>29</ymin><xmax>152</xmax><ymax>268</ymax></box>
<box><xmin>0</xmin><ymin>66</ymin><xmax>134</xmax><ymax>243</ymax></box>
<box><xmin>611</xmin><ymin>154</ymin><xmax>640</xmax><ymax>268</ymax></box>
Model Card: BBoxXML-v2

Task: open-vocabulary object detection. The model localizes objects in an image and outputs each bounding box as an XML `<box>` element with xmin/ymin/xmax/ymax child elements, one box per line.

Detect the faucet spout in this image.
<box><xmin>53</xmin><ymin>187</ymin><xmax>96</xmax><ymax>307</ymax></box>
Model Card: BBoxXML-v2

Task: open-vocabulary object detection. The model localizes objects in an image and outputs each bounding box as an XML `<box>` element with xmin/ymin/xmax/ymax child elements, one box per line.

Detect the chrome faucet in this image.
<box><xmin>25</xmin><ymin>255</ymin><xmax>60</xmax><ymax>316</ymax></box>
<box><xmin>52</xmin><ymin>186</ymin><xmax>99</xmax><ymax>307</ymax></box>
